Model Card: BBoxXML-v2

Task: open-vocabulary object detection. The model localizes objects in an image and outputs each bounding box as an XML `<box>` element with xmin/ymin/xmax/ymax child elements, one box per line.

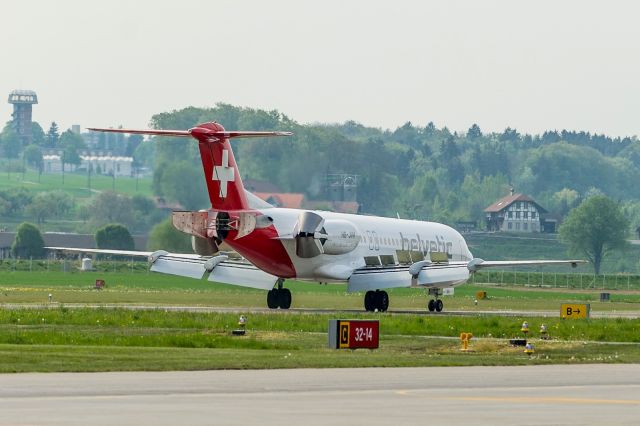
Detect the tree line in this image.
<box><xmin>148</xmin><ymin>104</ymin><xmax>640</xmax><ymax>228</ymax></box>
<box><xmin>3</xmin><ymin>103</ymin><xmax>639</xmax><ymax>273</ymax></box>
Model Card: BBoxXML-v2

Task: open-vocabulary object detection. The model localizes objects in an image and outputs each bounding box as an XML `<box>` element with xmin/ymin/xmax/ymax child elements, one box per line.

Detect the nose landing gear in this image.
<box><xmin>427</xmin><ymin>288</ymin><xmax>444</xmax><ymax>312</ymax></box>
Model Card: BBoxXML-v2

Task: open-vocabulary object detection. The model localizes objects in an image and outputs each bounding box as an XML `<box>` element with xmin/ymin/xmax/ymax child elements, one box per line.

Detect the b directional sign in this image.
<box><xmin>560</xmin><ymin>303</ymin><xmax>590</xmax><ymax>319</ymax></box>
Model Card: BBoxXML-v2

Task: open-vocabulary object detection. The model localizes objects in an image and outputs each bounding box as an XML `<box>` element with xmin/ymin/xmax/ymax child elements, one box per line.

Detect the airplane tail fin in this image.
<box><xmin>88</xmin><ymin>123</ymin><xmax>292</xmax><ymax>211</ymax></box>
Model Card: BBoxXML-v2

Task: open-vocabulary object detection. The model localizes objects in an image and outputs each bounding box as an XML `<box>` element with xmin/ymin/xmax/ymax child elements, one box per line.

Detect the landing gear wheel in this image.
<box><xmin>428</xmin><ymin>299</ymin><xmax>436</xmax><ymax>312</ymax></box>
<box><xmin>375</xmin><ymin>290</ymin><xmax>389</xmax><ymax>312</ymax></box>
<box><xmin>364</xmin><ymin>291</ymin><xmax>376</xmax><ymax>312</ymax></box>
<box><xmin>435</xmin><ymin>299</ymin><xmax>443</xmax><ymax>312</ymax></box>
<box><xmin>267</xmin><ymin>289</ymin><xmax>277</xmax><ymax>309</ymax></box>
<box><xmin>280</xmin><ymin>288</ymin><xmax>292</xmax><ymax>310</ymax></box>
<box><xmin>267</xmin><ymin>286</ymin><xmax>292</xmax><ymax>310</ymax></box>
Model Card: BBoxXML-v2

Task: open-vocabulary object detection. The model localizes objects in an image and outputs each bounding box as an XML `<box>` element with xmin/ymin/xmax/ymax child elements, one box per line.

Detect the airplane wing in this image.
<box><xmin>347</xmin><ymin>258</ymin><xmax>587</xmax><ymax>292</ymax></box>
<box><xmin>348</xmin><ymin>261</ymin><xmax>471</xmax><ymax>292</ymax></box>
<box><xmin>466</xmin><ymin>258</ymin><xmax>587</xmax><ymax>272</ymax></box>
<box><xmin>45</xmin><ymin>247</ymin><xmax>279</xmax><ymax>291</ymax></box>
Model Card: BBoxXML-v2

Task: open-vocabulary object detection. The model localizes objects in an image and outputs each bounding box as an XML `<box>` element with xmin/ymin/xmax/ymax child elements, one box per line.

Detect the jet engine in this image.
<box><xmin>322</xmin><ymin>219</ymin><xmax>360</xmax><ymax>255</ymax></box>
<box><xmin>294</xmin><ymin>211</ymin><xmax>360</xmax><ymax>258</ymax></box>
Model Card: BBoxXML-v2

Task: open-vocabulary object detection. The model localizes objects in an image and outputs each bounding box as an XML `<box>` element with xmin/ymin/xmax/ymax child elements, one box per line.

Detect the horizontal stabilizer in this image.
<box><xmin>87</xmin><ymin>126</ymin><xmax>292</xmax><ymax>140</ymax></box>
<box><xmin>87</xmin><ymin>128</ymin><xmax>192</xmax><ymax>137</ymax></box>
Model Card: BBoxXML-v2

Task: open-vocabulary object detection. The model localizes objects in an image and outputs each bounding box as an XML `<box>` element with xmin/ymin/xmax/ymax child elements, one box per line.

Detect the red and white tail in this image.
<box><xmin>87</xmin><ymin>122</ymin><xmax>292</xmax><ymax>211</ymax></box>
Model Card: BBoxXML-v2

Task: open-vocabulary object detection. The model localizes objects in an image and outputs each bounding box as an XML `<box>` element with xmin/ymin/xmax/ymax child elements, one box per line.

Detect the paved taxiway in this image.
<box><xmin>3</xmin><ymin>302</ymin><xmax>640</xmax><ymax>318</ymax></box>
<box><xmin>1</xmin><ymin>365</ymin><xmax>639</xmax><ymax>425</ymax></box>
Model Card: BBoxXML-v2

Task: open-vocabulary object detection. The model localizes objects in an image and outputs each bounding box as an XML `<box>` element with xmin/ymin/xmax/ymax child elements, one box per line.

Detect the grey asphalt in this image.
<box><xmin>0</xmin><ymin>365</ymin><xmax>639</xmax><ymax>425</ymax></box>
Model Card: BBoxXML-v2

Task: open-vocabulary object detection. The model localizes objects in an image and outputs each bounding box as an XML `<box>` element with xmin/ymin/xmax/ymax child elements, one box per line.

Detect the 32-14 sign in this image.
<box><xmin>328</xmin><ymin>319</ymin><xmax>379</xmax><ymax>349</ymax></box>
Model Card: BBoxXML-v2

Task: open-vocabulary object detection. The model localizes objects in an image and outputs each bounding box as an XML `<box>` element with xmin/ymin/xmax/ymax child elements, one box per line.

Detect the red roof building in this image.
<box><xmin>254</xmin><ymin>192</ymin><xmax>305</xmax><ymax>209</ymax></box>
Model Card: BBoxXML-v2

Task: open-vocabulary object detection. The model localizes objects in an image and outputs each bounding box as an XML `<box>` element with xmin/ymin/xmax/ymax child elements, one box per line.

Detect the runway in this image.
<box><xmin>2</xmin><ymin>302</ymin><xmax>640</xmax><ymax>318</ymax></box>
<box><xmin>0</xmin><ymin>365</ymin><xmax>639</xmax><ymax>425</ymax></box>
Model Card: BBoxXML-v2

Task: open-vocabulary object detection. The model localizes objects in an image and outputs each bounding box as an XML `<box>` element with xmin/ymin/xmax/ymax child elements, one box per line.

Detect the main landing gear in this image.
<box><xmin>364</xmin><ymin>290</ymin><xmax>389</xmax><ymax>312</ymax></box>
<box><xmin>427</xmin><ymin>288</ymin><xmax>443</xmax><ymax>312</ymax></box>
<box><xmin>267</xmin><ymin>279</ymin><xmax>291</xmax><ymax>309</ymax></box>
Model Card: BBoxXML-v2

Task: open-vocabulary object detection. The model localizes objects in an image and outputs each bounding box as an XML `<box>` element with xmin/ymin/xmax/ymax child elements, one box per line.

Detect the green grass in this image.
<box><xmin>0</xmin><ymin>308</ymin><xmax>638</xmax><ymax>372</ymax></box>
<box><xmin>2</xmin><ymin>269</ymin><xmax>640</xmax><ymax>372</ymax></box>
<box><xmin>0</xmin><ymin>169</ymin><xmax>153</xmax><ymax>199</ymax></box>
<box><xmin>2</xmin><ymin>269</ymin><xmax>640</xmax><ymax>311</ymax></box>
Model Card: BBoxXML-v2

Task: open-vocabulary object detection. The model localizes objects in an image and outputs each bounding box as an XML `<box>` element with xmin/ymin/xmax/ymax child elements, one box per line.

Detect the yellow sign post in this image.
<box><xmin>560</xmin><ymin>303</ymin><xmax>590</xmax><ymax>319</ymax></box>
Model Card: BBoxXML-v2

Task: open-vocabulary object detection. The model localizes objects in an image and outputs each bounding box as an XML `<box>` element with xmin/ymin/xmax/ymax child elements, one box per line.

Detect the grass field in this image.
<box><xmin>0</xmin><ymin>170</ymin><xmax>154</xmax><ymax>231</ymax></box>
<box><xmin>3</xmin><ymin>269</ymin><xmax>640</xmax><ymax>311</ymax></box>
<box><xmin>0</xmin><ymin>308</ymin><xmax>638</xmax><ymax>372</ymax></box>
<box><xmin>0</xmin><ymin>169</ymin><xmax>153</xmax><ymax>199</ymax></box>
<box><xmin>2</xmin><ymin>269</ymin><xmax>640</xmax><ymax>372</ymax></box>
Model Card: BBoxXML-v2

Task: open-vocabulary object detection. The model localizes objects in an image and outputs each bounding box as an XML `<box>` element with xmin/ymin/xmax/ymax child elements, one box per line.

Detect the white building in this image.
<box><xmin>42</xmin><ymin>153</ymin><xmax>133</xmax><ymax>177</ymax></box>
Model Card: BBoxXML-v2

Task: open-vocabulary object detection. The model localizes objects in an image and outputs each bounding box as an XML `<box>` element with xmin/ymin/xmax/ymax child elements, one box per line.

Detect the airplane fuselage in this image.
<box><xmin>218</xmin><ymin>207</ymin><xmax>473</xmax><ymax>283</ymax></box>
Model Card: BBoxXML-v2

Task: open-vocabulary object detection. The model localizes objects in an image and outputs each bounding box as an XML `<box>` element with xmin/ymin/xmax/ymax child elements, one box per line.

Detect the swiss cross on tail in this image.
<box><xmin>213</xmin><ymin>149</ymin><xmax>235</xmax><ymax>198</ymax></box>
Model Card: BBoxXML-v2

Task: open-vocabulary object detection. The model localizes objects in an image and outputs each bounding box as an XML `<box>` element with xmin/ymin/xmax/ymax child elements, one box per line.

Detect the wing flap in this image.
<box><xmin>208</xmin><ymin>261</ymin><xmax>278</xmax><ymax>290</ymax></box>
<box><xmin>416</xmin><ymin>264</ymin><xmax>469</xmax><ymax>287</ymax></box>
<box><xmin>348</xmin><ymin>267</ymin><xmax>413</xmax><ymax>292</ymax></box>
<box><xmin>150</xmin><ymin>256</ymin><xmax>207</xmax><ymax>279</ymax></box>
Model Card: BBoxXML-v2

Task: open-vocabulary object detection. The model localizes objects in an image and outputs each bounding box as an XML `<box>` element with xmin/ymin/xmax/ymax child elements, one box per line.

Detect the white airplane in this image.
<box><xmin>48</xmin><ymin>122</ymin><xmax>585</xmax><ymax>312</ymax></box>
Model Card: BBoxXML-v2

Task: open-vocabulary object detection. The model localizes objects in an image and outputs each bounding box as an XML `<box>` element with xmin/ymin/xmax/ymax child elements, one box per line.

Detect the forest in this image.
<box><xmin>2</xmin><ymin>102</ymin><xmax>640</xmax><ymax>238</ymax></box>
<box><xmin>150</xmin><ymin>103</ymin><xmax>640</xmax><ymax>232</ymax></box>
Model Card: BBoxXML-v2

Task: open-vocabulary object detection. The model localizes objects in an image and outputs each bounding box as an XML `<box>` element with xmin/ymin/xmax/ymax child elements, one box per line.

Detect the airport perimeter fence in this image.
<box><xmin>3</xmin><ymin>258</ymin><xmax>640</xmax><ymax>292</ymax></box>
<box><xmin>0</xmin><ymin>258</ymin><xmax>149</xmax><ymax>274</ymax></box>
<box><xmin>472</xmin><ymin>269</ymin><xmax>640</xmax><ymax>291</ymax></box>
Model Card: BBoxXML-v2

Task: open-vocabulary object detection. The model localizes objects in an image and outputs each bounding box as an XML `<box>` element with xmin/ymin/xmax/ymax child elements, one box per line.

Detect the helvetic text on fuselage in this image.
<box><xmin>363</xmin><ymin>230</ymin><xmax>453</xmax><ymax>257</ymax></box>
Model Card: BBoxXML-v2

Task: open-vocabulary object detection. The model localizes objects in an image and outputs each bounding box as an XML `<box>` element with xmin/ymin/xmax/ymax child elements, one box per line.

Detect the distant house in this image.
<box><xmin>484</xmin><ymin>191</ymin><xmax>549</xmax><ymax>233</ymax></box>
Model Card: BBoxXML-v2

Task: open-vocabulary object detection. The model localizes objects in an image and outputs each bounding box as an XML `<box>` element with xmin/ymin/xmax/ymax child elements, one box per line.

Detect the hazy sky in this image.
<box><xmin>2</xmin><ymin>0</ymin><xmax>639</xmax><ymax>137</ymax></box>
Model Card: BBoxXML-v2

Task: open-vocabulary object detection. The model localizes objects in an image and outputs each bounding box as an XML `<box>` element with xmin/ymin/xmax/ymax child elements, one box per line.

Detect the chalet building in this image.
<box><xmin>484</xmin><ymin>191</ymin><xmax>549</xmax><ymax>233</ymax></box>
